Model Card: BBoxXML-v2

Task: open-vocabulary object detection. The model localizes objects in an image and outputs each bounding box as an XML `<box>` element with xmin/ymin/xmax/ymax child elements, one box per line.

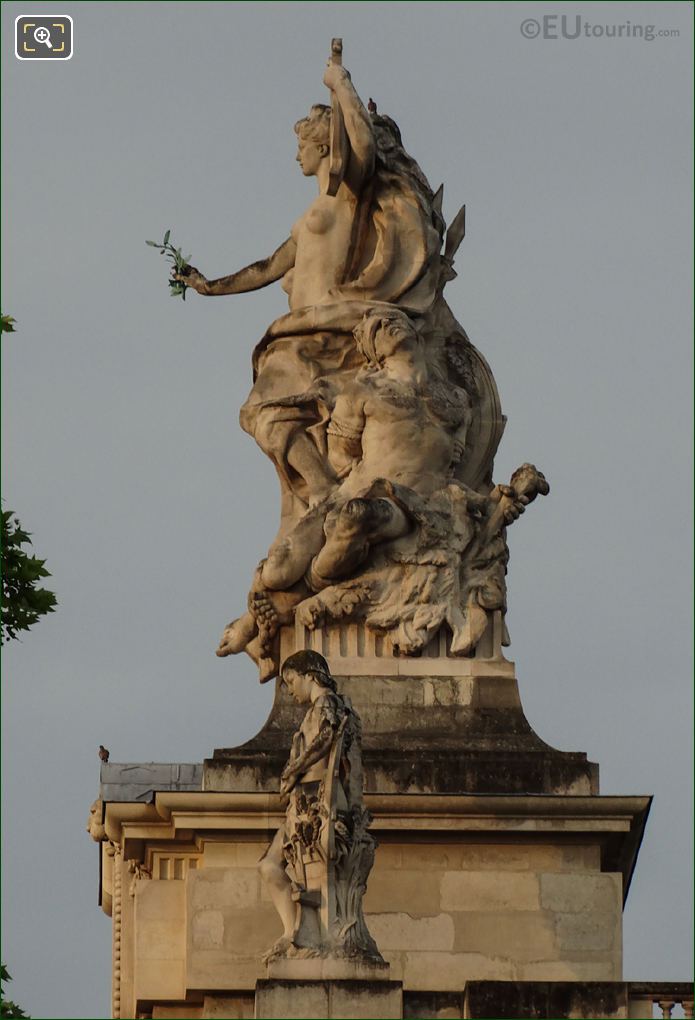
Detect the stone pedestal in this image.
<box><xmin>255</xmin><ymin>977</ymin><xmax>402</xmax><ymax>1019</ymax></box>
<box><xmin>205</xmin><ymin>621</ymin><xmax>599</xmax><ymax>798</ymax></box>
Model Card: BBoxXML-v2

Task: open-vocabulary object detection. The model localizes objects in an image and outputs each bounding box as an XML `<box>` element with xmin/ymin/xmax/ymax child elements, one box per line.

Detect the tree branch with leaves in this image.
<box><xmin>1</xmin><ymin>511</ymin><xmax>57</xmax><ymax>644</ymax></box>
<box><xmin>1</xmin><ymin>965</ymin><xmax>29</xmax><ymax>1018</ymax></box>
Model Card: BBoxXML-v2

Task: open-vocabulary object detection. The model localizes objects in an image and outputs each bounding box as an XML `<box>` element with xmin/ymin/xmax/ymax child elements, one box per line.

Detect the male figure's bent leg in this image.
<box><xmin>258</xmin><ymin>826</ymin><xmax>296</xmax><ymax>940</ymax></box>
<box><xmin>310</xmin><ymin>498</ymin><xmax>410</xmax><ymax>585</ymax></box>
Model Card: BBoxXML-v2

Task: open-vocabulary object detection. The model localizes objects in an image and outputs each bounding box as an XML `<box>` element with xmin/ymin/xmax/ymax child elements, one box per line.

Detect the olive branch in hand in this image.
<box><xmin>145</xmin><ymin>229</ymin><xmax>192</xmax><ymax>300</ymax></box>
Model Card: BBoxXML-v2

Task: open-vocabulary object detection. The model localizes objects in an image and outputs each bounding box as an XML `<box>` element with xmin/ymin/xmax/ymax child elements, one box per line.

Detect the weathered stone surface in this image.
<box><xmin>204</xmin><ymin>668</ymin><xmax>599</xmax><ymax>797</ymax></box>
<box><xmin>191</xmin><ymin>869</ymin><xmax>259</xmax><ymax>911</ymax></box>
<box><xmin>191</xmin><ymin>910</ymin><xmax>225</xmax><ymax>950</ymax></box>
<box><xmin>329</xmin><ymin>981</ymin><xmax>402</xmax><ymax>1020</ymax></box>
<box><xmin>451</xmin><ymin>911</ymin><xmax>557</xmax><ymax>959</ymax></box>
<box><xmin>255</xmin><ymin>979</ymin><xmax>328</xmax><ymax>1019</ymax></box>
<box><xmin>403</xmin><ymin>990</ymin><xmax>465</xmax><ymax>1018</ymax></box>
<box><xmin>363</xmin><ymin>870</ymin><xmax>443</xmax><ymax>915</ymax></box>
<box><xmin>133</xmin><ymin>882</ymin><xmax>187</xmax><ymax>1003</ymax></box>
<box><xmin>100</xmin><ymin>762</ymin><xmax>202</xmax><ymax>802</ymax></box>
<box><xmin>555</xmin><ymin>912</ymin><xmax>619</xmax><ymax>953</ymax></box>
<box><xmin>255</xmin><ymin>978</ymin><xmax>403</xmax><ymax>1019</ymax></box>
<box><xmin>464</xmin><ymin>980</ymin><xmax>630</xmax><ymax>1018</ymax></box>
<box><xmin>202</xmin><ymin>842</ymin><xmax>266</xmax><ymax>868</ymax></box>
<box><xmin>402</xmin><ymin>950</ymin><xmax>516</xmax><ymax>988</ymax></box>
<box><xmin>540</xmin><ymin>873</ymin><xmax>622</xmax><ymax>915</ymax></box>
<box><xmin>519</xmin><ymin>961</ymin><xmax>619</xmax><ymax>981</ymax></box>
<box><xmin>153</xmin><ymin>1007</ymin><xmax>203</xmax><ymax>1019</ymax></box>
<box><xmin>368</xmin><ymin>913</ymin><xmax>455</xmax><ymax>952</ymax></box>
<box><xmin>441</xmin><ymin>871</ymin><xmax>540</xmax><ymax>912</ymax></box>
<box><xmin>202</xmin><ymin>995</ymin><xmax>254</xmax><ymax>1018</ymax></box>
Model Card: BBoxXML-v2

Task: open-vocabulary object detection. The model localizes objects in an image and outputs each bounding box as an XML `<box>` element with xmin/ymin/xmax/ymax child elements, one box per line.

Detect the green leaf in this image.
<box><xmin>1</xmin><ymin>512</ymin><xmax>57</xmax><ymax>645</ymax></box>
<box><xmin>164</xmin><ymin>229</ymin><xmax>171</xmax><ymax>245</ymax></box>
<box><xmin>1</xmin><ymin>963</ymin><xmax>30</xmax><ymax>1017</ymax></box>
<box><xmin>145</xmin><ymin>240</ymin><xmax>160</xmax><ymax>246</ymax></box>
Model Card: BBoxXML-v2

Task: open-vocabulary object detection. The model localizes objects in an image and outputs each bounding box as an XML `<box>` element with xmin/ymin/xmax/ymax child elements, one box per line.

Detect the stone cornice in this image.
<box><xmin>101</xmin><ymin>791</ymin><xmax>650</xmax><ymax>904</ymax></box>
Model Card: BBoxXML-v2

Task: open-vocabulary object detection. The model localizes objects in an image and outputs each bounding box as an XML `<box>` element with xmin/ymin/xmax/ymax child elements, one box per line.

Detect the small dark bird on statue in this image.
<box><xmin>368</xmin><ymin>97</ymin><xmax>377</xmax><ymax>114</ymax></box>
<box><xmin>99</xmin><ymin>745</ymin><xmax>110</xmax><ymax>763</ymax></box>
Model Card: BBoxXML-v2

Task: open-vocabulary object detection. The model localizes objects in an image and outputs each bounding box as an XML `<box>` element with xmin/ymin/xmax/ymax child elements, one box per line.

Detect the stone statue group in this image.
<box><xmin>175</xmin><ymin>46</ymin><xmax>548</xmax><ymax>680</ymax></box>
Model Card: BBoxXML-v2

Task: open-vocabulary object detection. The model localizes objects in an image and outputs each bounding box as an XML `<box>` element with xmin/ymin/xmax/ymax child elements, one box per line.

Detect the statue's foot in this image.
<box><xmin>343</xmin><ymin>497</ymin><xmax>392</xmax><ymax>535</ymax></box>
<box><xmin>216</xmin><ymin>612</ymin><xmax>257</xmax><ymax>657</ymax></box>
<box><xmin>258</xmin><ymin>656</ymin><xmax>278</xmax><ymax>684</ymax></box>
<box><xmin>344</xmin><ymin>497</ymin><xmax>409</xmax><ymax>543</ymax></box>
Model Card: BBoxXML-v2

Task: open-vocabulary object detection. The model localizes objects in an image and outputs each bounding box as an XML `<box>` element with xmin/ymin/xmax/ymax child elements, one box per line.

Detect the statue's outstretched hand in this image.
<box><xmin>497</xmin><ymin>484</ymin><xmax>528</xmax><ymax>524</ymax></box>
<box><xmin>173</xmin><ymin>264</ymin><xmax>208</xmax><ymax>295</ymax></box>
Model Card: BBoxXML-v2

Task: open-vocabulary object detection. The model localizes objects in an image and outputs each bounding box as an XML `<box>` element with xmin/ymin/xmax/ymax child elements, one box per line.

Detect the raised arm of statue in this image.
<box><xmin>323</xmin><ymin>64</ymin><xmax>375</xmax><ymax>192</ymax></box>
<box><xmin>175</xmin><ymin>236</ymin><xmax>297</xmax><ymax>296</ymax></box>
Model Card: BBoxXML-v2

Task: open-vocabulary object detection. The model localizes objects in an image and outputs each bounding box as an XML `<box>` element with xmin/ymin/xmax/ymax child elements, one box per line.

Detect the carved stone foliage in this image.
<box><xmin>260</xmin><ymin>652</ymin><xmax>383</xmax><ymax>965</ymax></box>
<box><xmin>127</xmin><ymin>859</ymin><xmax>152</xmax><ymax>897</ymax></box>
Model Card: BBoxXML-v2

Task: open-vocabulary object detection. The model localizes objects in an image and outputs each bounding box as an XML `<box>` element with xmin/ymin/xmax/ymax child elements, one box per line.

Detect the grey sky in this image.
<box><xmin>1</xmin><ymin>3</ymin><xmax>692</xmax><ymax>1017</ymax></box>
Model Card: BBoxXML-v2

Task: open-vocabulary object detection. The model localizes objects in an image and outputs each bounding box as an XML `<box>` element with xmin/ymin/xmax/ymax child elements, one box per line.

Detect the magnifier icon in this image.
<box><xmin>34</xmin><ymin>26</ymin><xmax>52</xmax><ymax>48</ymax></box>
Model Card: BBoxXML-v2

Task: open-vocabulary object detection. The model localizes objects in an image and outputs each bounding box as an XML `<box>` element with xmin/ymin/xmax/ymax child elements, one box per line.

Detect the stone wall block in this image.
<box><xmin>540</xmin><ymin>873</ymin><xmax>622</xmax><ymax>915</ymax></box>
<box><xmin>368</xmin><ymin>912</ymin><xmax>455</xmax><ymax>951</ymax></box>
<box><xmin>192</xmin><ymin>910</ymin><xmax>225</xmax><ymax>950</ymax></box>
<box><xmin>190</xmin><ymin>868</ymin><xmax>259</xmax><ymax>911</ymax></box>
<box><xmin>555</xmin><ymin>912</ymin><xmax>616</xmax><ymax>953</ymax></box>
<box><xmin>441</xmin><ymin>871</ymin><xmax>540</xmax><ymax>912</ymax></box>
<box><xmin>451</xmin><ymin>910</ymin><xmax>556</xmax><ymax>959</ymax></box>
<box><xmin>135</xmin><ymin>961</ymin><xmax>185</xmax><ymax>1002</ymax></box>
<box><xmin>137</xmin><ymin>879</ymin><xmax>186</xmax><ymax>921</ymax></box>
<box><xmin>363</xmin><ymin>869</ymin><xmax>442</xmax><ymax>913</ymax></box>
<box><xmin>402</xmin><ymin>951</ymin><xmax>515</xmax><ymax>990</ymax></box>
<box><xmin>202</xmin><ymin>993</ymin><xmax>255</xmax><ymax>1017</ymax></box>
<box><xmin>518</xmin><ymin>960</ymin><xmax>620</xmax><ymax>981</ymax></box>
<box><xmin>255</xmin><ymin>979</ymin><xmax>328</xmax><ymax>1019</ymax></box>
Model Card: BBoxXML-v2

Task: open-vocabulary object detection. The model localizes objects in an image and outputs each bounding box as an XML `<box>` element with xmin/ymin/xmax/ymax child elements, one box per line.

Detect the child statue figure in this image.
<box><xmin>259</xmin><ymin>650</ymin><xmax>384</xmax><ymax>967</ymax></box>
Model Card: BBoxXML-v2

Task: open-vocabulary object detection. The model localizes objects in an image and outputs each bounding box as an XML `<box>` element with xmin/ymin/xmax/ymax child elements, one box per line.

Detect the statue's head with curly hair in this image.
<box><xmin>294</xmin><ymin>105</ymin><xmax>331</xmax><ymax>177</ymax></box>
<box><xmin>280</xmin><ymin>650</ymin><xmax>337</xmax><ymax>700</ymax></box>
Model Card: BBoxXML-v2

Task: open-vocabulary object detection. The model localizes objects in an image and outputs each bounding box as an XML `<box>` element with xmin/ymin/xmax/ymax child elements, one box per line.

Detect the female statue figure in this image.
<box><xmin>176</xmin><ymin>61</ymin><xmax>443</xmax><ymax>531</ymax></box>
